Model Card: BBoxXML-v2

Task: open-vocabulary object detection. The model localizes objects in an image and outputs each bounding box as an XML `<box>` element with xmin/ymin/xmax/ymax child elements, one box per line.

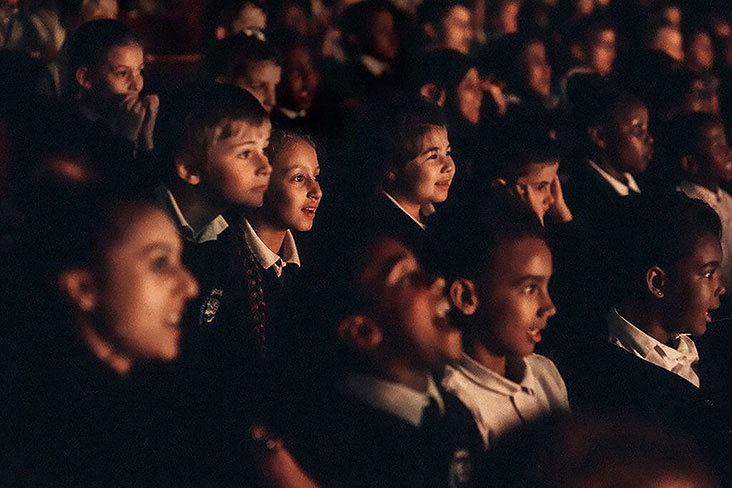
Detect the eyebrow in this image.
<box><xmin>513</xmin><ymin>275</ymin><xmax>548</xmax><ymax>285</ymax></box>
<box><xmin>379</xmin><ymin>253</ymin><xmax>412</xmax><ymax>284</ymax></box>
<box><xmin>138</xmin><ymin>242</ymin><xmax>177</xmax><ymax>255</ymax></box>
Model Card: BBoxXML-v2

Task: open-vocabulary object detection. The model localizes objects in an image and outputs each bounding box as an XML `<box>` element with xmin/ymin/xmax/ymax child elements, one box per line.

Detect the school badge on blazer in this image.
<box><xmin>448</xmin><ymin>449</ymin><xmax>472</xmax><ymax>488</ymax></box>
<box><xmin>200</xmin><ymin>288</ymin><xmax>223</xmax><ymax>325</ymax></box>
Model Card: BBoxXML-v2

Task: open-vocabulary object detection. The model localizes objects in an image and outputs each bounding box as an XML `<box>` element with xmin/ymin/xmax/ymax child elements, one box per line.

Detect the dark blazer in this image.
<box><xmin>365</xmin><ymin>192</ymin><xmax>429</xmax><ymax>260</ymax></box>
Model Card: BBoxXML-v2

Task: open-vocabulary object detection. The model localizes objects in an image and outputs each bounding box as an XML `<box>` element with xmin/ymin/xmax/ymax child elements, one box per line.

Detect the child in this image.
<box><xmin>10</xmin><ymin>188</ymin><xmax>199</xmax><ymax>483</ymax></box>
<box><xmin>431</xmin><ymin>195</ymin><xmax>570</xmax><ymax>448</ymax></box>
<box><xmin>204</xmin><ymin>0</ymin><xmax>267</xmax><ymax>49</ymax></box>
<box><xmin>674</xmin><ymin>112</ymin><xmax>732</xmax><ymax>286</ymax></box>
<box><xmin>566</xmin><ymin>192</ymin><xmax>732</xmax><ymax>483</ymax></box>
<box><xmin>418</xmin><ymin>0</ymin><xmax>474</xmax><ymax>55</ymax></box>
<box><xmin>285</xmin><ymin>234</ymin><xmax>485</xmax><ymax>486</ymax></box>
<box><xmin>206</xmin><ymin>32</ymin><xmax>282</xmax><ymax>114</ymax></box>
<box><xmin>366</xmin><ymin>98</ymin><xmax>455</xmax><ymax>259</ymax></box>
<box><xmin>560</xmin><ymin>14</ymin><xmax>616</xmax><ymax>100</ymax></box>
<box><xmin>59</xmin><ymin>19</ymin><xmax>159</xmax><ymax>191</ymax></box>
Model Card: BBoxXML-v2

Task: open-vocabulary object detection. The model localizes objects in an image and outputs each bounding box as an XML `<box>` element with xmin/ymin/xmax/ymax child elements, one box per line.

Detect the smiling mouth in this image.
<box><xmin>528</xmin><ymin>326</ymin><xmax>544</xmax><ymax>342</ymax></box>
<box><xmin>302</xmin><ymin>207</ymin><xmax>317</xmax><ymax>216</ymax></box>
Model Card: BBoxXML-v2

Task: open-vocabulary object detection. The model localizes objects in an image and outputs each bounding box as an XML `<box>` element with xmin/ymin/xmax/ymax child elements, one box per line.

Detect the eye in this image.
<box><xmin>239</xmin><ymin>150</ymin><xmax>251</xmax><ymax>159</ymax></box>
<box><xmin>151</xmin><ymin>255</ymin><xmax>171</xmax><ymax>273</ymax></box>
<box><xmin>523</xmin><ymin>283</ymin><xmax>538</xmax><ymax>294</ymax></box>
<box><xmin>115</xmin><ymin>70</ymin><xmax>128</xmax><ymax>78</ymax></box>
<box><xmin>537</xmin><ymin>183</ymin><xmax>549</xmax><ymax>191</ymax></box>
<box><xmin>314</xmin><ymin>174</ymin><xmax>320</xmax><ymax>182</ymax></box>
<box><xmin>446</xmin><ymin>150</ymin><xmax>452</xmax><ymax>158</ymax></box>
<box><xmin>704</xmin><ymin>269</ymin><xmax>716</xmax><ymax>279</ymax></box>
<box><xmin>292</xmin><ymin>174</ymin><xmax>305</xmax><ymax>182</ymax></box>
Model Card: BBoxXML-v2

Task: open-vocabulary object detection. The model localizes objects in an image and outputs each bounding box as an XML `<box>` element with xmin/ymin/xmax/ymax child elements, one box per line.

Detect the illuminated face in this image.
<box><xmin>367</xmin><ymin>8</ymin><xmax>399</xmax><ymax>62</ymax></box>
<box><xmin>87</xmin><ymin>43</ymin><xmax>144</xmax><ymax>99</ymax></box>
<box><xmin>393</xmin><ymin>126</ymin><xmax>455</xmax><ymax>206</ymax></box>
<box><xmin>687</xmin><ymin>31</ymin><xmax>714</xmax><ymax>71</ymax></box>
<box><xmin>475</xmin><ymin>236</ymin><xmax>556</xmax><ymax>357</ymax></box>
<box><xmin>516</xmin><ymin>161</ymin><xmax>559</xmax><ymax>222</ymax></box>
<box><xmin>519</xmin><ymin>41</ymin><xmax>552</xmax><ymax>97</ymax></box>
<box><xmin>654</xmin><ymin>26</ymin><xmax>684</xmax><ymax>62</ymax></box>
<box><xmin>232</xmin><ymin>60</ymin><xmax>282</xmax><ymax>114</ymax></box>
<box><xmin>606</xmin><ymin>102</ymin><xmax>654</xmax><ymax>175</ymax></box>
<box><xmin>457</xmin><ymin>67</ymin><xmax>483</xmax><ymax>125</ymax></box>
<box><xmin>230</xmin><ymin>3</ymin><xmax>267</xmax><ymax>34</ymax></box>
<box><xmin>94</xmin><ymin>206</ymin><xmax>199</xmax><ymax>363</ymax></box>
<box><xmin>360</xmin><ymin>238</ymin><xmax>462</xmax><ymax>369</ymax></box>
<box><xmin>588</xmin><ymin>29</ymin><xmax>616</xmax><ymax>76</ymax></box>
<box><xmin>662</xmin><ymin>232</ymin><xmax>725</xmax><ymax>337</ymax></box>
<box><xmin>263</xmin><ymin>138</ymin><xmax>322</xmax><ymax>232</ymax></box>
<box><xmin>202</xmin><ymin>119</ymin><xmax>272</xmax><ymax>208</ymax></box>
<box><xmin>441</xmin><ymin>5</ymin><xmax>473</xmax><ymax>54</ymax></box>
<box><xmin>278</xmin><ymin>45</ymin><xmax>320</xmax><ymax>112</ymax></box>
<box><xmin>693</xmin><ymin>122</ymin><xmax>732</xmax><ymax>186</ymax></box>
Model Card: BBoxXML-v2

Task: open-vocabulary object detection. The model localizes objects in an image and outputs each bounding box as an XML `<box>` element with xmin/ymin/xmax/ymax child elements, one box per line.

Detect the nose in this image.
<box><xmin>180</xmin><ymin>267</ymin><xmax>199</xmax><ymax>300</ymax></box>
<box><xmin>264</xmin><ymin>85</ymin><xmax>276</xmax><ymax>109</ymax></box>
<box><xmin>256</xmin><ymin>152</ymin><xmax>272</xmax><ymax>176</ymax></box>
<box><xmin>129</xmin><ymin>72</ymin><xmax>142</xmax><ymax>92</ymax></box>
<box><xmin>442</xmin><ymin>155</ymin><xmax>456</xmax><ymax>173</ymax></box>
<box><xmin>545</xmin><ymin>192</ymin><xmax>555</xmax><ymax>207</ymax></box>
<box><xmin>540</xmin><ymin>291</ymin><xmax>556</xmax><ymax>318</ymax></box>
<box><xmin>307</xmin><ymin>179</ymin><xmax>322</xmax><ymax>201</ymax></box>
<box><xmin>717</xmin><ymin>278</ymin><xmax>726</xmax><ymax>298</ymax></box>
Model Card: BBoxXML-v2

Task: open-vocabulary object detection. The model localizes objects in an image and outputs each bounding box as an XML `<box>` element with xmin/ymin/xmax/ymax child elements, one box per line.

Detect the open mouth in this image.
<box><xmin>528</xmin><ymin>326</ymin><xmax>544</xmax><ymax>342</ymax></box>
<box><xmin>302</xmin><ymin>206</ymin><xmax>317</xmax><ymax>217</ymax></box>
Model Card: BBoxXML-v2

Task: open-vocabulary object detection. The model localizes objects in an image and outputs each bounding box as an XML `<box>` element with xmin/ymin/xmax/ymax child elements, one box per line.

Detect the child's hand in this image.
<box><xmin>547</xmin><ymin>175</ymin><xmax>573</xmax><ymax>223</ymax></box>
<box><xmin>139</xmin><ymin>94</ymin><xmax>159</xmax><ymax>151</ymax></box>
<box><xmin>118</xmin><ymin>94</ymin><xmax>147</xmax><ymax>145</ymax></box>
<box><xmin>516</xmin><ymin>182</ymin><xmax>547</xmax><ymax>225</ymax></box>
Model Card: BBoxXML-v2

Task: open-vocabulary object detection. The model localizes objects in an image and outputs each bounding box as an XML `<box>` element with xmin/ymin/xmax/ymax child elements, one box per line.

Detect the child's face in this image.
<box><xmin>662</xmin><ymin>232</ymin><xmax>725</xmax><ymax>337</ymax></box>
<box><xmin>263</xmin><ymin>139</ymin><xmax>321</xmax><ymax>231</ymax></box>
<box><xmin>606</xmin><ymin>102</ymin><xmax>653</xmax><ymax>174</ymax></box>
<box><xmin>94</xmin><ymin>207</ymin><xmax>199</xmax><ymax>363</ymax></box>
<box><xmin>202</xmin><ymin>119</ymin><xmax>272</xmax><ymax>208</ymax></box>
<box><xmin>687</xmin><ymin>32</ymin><xmax>714</xmax><ymax>70</ymax></box>
<box><xmin>474</xmin><ymin>236</ymin><xmax>555</xmax><ymax>357</ymax></box>
<box><xmin>457</xmin><ymin>67</ymin><xmax>483</xmax><ymax>125</ymax></box>
<box><xmin>395</xmin><ymin>126</ymin><xmax>455</xmax><ymax>205</ymax></box>
<box><xmin>88</xmin><ymin>43</ymin><xmax>144</xmax><ymax>100</ymax></box>
<box><xmin>654</xmin><ymin>26</ymin><xmax>684</xmax><ymax>62</ymax></box>
<box><xmin>516</xmin><ymin>161</ymin><xmax>559</xmax><ymax>221</ymax></box>
<box><xmin>519</xmin><ymin>41</ymin><xmax>552</xmax><ymax>97</ymax></box>
<box><xmin>694</xmin><ymin>123</ymin><xmax>732</xmax><ymax>185</ymax></box>
<box><xmin>367</xmin><ymin>8</ymin><xmax>398</xmax><ymax>62</ymax></box>
<box><xmin>588</xmin><ymin>28</ymin><xmax>616</xmax><ymax>76</ymax></box>
<box><xmin>230</xmin><ymin>3</ymin><xmax>267</xmax><ymax>34</ymax></box>
<box><xmin>360</xmin><ymin>238</ymin><xmax>462</xmax><ymax>369</ymax></box>
<box><xmin>441</xmin><ymin>5</ymin><xmax>473</xmax><ymax>55</ymax></box>
<box><xmin>279</xmin><ymin>45</ymin><xmax>320</xmax><ymax>112</ymax></box>
<box><xmin>232</xmin><ymin>60</ymin><xmax>282</xmax><ymax>114</ymax></box>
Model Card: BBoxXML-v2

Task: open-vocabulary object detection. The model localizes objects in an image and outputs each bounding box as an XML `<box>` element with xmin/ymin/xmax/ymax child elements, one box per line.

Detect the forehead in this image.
<box><xmin>417</xmin><ymin>125</ymin><xmax>449</xmax><ymax>148</ymax></box>
<box><xmin>525</xmin><ymin>160</ymin><xmax>559</xmax><ymax>179</ymax></box>
<box><xmin>611</xmin><ymin>102</ymin><xmax>648</xmax><ymax>125</ymax></box>
<box><xmin>244</xmin><ymin>60</ymin><xmax>281</xmax><ymax>80</ymax></box>
<box><xmin>445</xmin><ymin>5</ymin><xmax>471</xmax><ymax>22</ymax></box>
<box><xmin>102</xmin><ymin>44</ymin><xmax>143</xmax><ymax>65</ymax></box>
<box><xmin>272</xmin><ymin>138</ymin><xmax>318</xmax><ymax>169</ymax></box>
<box><xmin>676</xmin><ymin>232</ymin><xmax>722</xmax><ymax>269</ymax></box>
<box><xmin>483</xmin><ymin>236</ymin><xmax>552</xmax><ymax>283</ymax></box>
<box><xmin>590</xmin><ymin>29</ymin><xmax>615</xmax><ymax>45</ymax></box>
<box><xmin>522</xmin><ymin>41</ymin><xmax>546</xmax><ymax>58</ymax></box>
<box><xmin>108</xmin><ymin>206</ymin><xmax>179</xmax><ymax>252</ymax></box>
<box><xmin>214</xmin><ymin>118</ymin><xmax>271</xmax><ymax>144</ymax></box>
<box><xmin>359</xmin><ymin>239</ymin><xmax>415</xmax><ymax>289</ymax></box>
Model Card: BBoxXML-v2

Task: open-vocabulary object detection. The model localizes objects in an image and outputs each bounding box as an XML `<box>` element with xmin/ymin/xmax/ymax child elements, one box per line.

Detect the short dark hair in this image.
<box><xmin>340</xmin><ymin>0</ymin><xmax>397</xmax><ymax>55</ymax></box>
<box><xmin>67</xmin><ymin>19</ymin><xmax>141</xmax><ymax>91</ymax></box>
<box><xmin>667</xmin><ymin>111</ymin><xmax>724</xmax><ymax>174</ymax></box>
<box><xmin>203</xmin><ymin>0</ymin><xmax>267</xmax><ymax>48</ymax></box>
<box><xmin>205</xmin><ymin>32</ymin><xmax>280</xmax><ymax>81</ymax></box>
<box><xmin>496</xmin><ymin>135</ymin><xmax>561</xmax><ymax>184</ymax></box>
<box><xmin>158</xmin><ymin>82</ymin><xmax>269</xmax><ymax>182</ymax></box>
<box><xmin>615</xmin><ymin>192</ymin><xmax>722</xmax><ymax>300</ymax></box>
<box><xmin>567</xmin><ymin>75</ymin><xmax>644</xmax><ymax>134</ymax></box>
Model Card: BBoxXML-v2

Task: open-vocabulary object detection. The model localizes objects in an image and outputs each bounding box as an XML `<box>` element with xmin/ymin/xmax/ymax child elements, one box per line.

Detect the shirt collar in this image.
<box><xmin>154</xmin><ymin>185</ymin><xmax>228</xmax><ymax>243</ymax></box>
<box><xmin>241</xmin><ymin>218</ymin><xmax>300</xmax><ymax>277</ymax></box>
<box><xmin>278</xmin><ymin>106</ymin><xmax>307</xmax><ymax>120</ymax></box>
<box><xmin>455</xmin><ymin>353</ymin><xmax>537</xmax><ymax>397</ymax></box>
<box><xmin>382</xmin><ymin>191</ymin><xmax>430</xmax><ymax>230</ymax></box>
<box><xmin>608</xmin><ymin>308</ymin><xmax>700</xmax><ymax>385</ymax></box>
<box><xmin>343</xmin><ymin>373</ymin><xmax>445</xmax><ymax>427</ymax></box>
<box><xmin>678</xmin><ymin>180</ymin><xmax>722</xmax><ymax>203</ymax></box>
<box><xmin>360</xmin><ymin>55</ymin><xmax>391</xmax><ymax>77</ymax></box>
<box><xmin>587</xmin><ymin>160</ymin><xmax>640</xmax><ymax>196</ymax></box>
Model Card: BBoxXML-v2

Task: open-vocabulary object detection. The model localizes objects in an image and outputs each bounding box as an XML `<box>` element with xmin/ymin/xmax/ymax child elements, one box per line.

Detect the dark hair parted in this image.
<box><xmin>614</xmin><ymin>191</ymin><xmax>722</xmax><ymax>301</ymax></box>
<box><xmin>157</xmin><ymin>82</ymin><xmax>268</xmax><ymax>183</ymax></box>
<box><xmin>427</xmin><ymin>191</ymin><xmax>545</xmax><ymax>284</ymax></box>
<box><xmin>205</xmin><ymin>32</ymin><xmax>281</xmax><ymax>81</ymax></box>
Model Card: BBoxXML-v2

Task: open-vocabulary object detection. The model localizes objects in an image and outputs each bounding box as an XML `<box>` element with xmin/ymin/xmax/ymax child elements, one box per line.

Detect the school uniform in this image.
<box><xmin>365</xmin><ymin>191</ymin><xmax>433</xmax><ymax>260</ymax></box>
<box><xmin>287</xmin><ymin>374</ymin><xmax>486</xmax><ymax>487</ymax></box>
<box><xmin>565</xmin><ymin>309</ymin><xmax>732</xmax><ymax>483</ymax></box>
<box><xmin>443</xmin><ymin>353</ymin><xmax>570</xmax><ymax>448</ymax></box>
<box><xmin>677</xmin><ymin>181</ymin><xmax>732</xmax><ymax>285</ymax></box>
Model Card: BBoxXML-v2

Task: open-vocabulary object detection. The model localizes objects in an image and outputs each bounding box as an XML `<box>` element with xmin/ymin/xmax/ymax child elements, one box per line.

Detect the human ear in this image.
<box><xmin>175</xmin><ymin>153</ymin><xmax>201</xmax><ymax>185</ymax></box>
<box><xmin>58</xmin><ymin>269</ymin><xmax>98</xmax><ymax>312</ymax></box>
<box><xmin>75</xmin><ymin>66</ymin><xmax>93</xmax><ymax>91</ymax></box>
<box><xmin>680</xmin><ymin>155</ymin><xmax>698</xmax><ymax>175</ymax></box>
<box><xmin>646</xmin><ymin>266</ymin><xmax>667</xmax><ymax>298</ymax></box>
<box><xmin>419</xmin><ymin>83</ymin><xmax>443</xmax><ymax>105</ymax></box>
<box><xmin>215</xmin><ymin>26</ymin><xmax>227</xmax><ymax>41</ymax></box>
<box><xmin>423</xmin><ymin>23</ymin><xmax>437</xmax><ymax>42</ymax></box>
<box><xmin>337</xmin><ymin>315</ymin><xmax>383</xmax><ymax>352</ymax></box>
<box><xmin>449</xmin><ymin>279</ymin><xmax>479</xmax><ymax>315</ymax></box>
<box><xmin>587</xmin><ymin>126</ymin><xmax>607</xmax><ymax>150</ymax></box>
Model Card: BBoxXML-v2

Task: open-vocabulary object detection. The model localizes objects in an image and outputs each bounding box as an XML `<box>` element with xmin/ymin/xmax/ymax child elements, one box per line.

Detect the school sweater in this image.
<box><xmin>443</xmin><ymin>353</ymin><xmax>570</xmax><ymax>448</ymax></box>
<box><xmin>287</xmin><ymin>375</ymin><xmax>486</xmax><ymax>487</ymax></box>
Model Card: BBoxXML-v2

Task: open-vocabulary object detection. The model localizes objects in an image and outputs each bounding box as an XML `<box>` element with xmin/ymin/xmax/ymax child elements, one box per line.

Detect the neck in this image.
<box><xmin>686</xmin><ymin>174</ymin><xmax>720</xmax><ymax>194</ymax></box>
<box><xmin>170</xmin><ymin>182</ymin><xmax>223</xmax><ymax>234</ymax></box>
<box><xmin>370</xmin><ymin>357</ymin><xmax>430</xmax><ymax>392</ymax></box>
<box><xmin>387</xmin><ymin>190</ymin><xmax>423</xmax><ymax>223</ymax></box>
<box><xmin>466</xmin><ymin>340</ymin><xmax>507</xmax><ymax>377</ymax></box>
<box><xmin>593</xmin><ymin>156</ymin><xmax>627</xmax><ymax>183</ymax></box>
<box><xmin>617</xmin><ymin>301</ymin><xmax>675</xmax><ymax>346</ymax></box>
<box><xmin>249</xmin><ymin>213</ymin><xmax>287</xmax><ymax>255</ymax></box>
<box><xmin>77</xmin><ymin>317</ymin><xmax>133</xmax><ymax>376</ymax></box>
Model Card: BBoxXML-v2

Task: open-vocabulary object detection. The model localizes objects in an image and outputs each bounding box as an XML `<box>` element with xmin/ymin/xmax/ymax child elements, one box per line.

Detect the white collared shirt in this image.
<box><xmin>587</xmin><ymin>160</ymin><xmax>640</xmax><ymax>196</ymax></box>
<box><xmin>154</xmin><ymin>185</ymin><xmax>228</xmax><ymax>243</ymax></box>
<box><xmin>343</xmin><ymin>373</ymin><xmax>445</xmax><ymax>428</ymax></box>
<box><xmin>382</xmin><ymin>191</ymin><xmax>433</xmax><ymax>230</ymax></box>
<box><xmin>677</xmin><ymin>180</ymin><xmax>732</xmax><ymax>285</ymax></box>
<box><xmin>608</xmin><ymin>308</ymin><xmax>700</xmax><ymax>387</ymax></box>
<box><xmin>442</xmin><ymin>353</ymin><xmax>569</xmax><ymax>448</ymax></box>
<box><xmin>278</xmin><ymin>106</ymin><xmax>307</xmax><ymax>120</ymax></box>
<box><xmin>241</xmin><ymin>218</ymin><xmax>300</xmax><ymax>278</ymax></box>
<box><xmin>360</xmin><ymin>55</ymin><xmax>391</xmax><ymax>78</ymax></box>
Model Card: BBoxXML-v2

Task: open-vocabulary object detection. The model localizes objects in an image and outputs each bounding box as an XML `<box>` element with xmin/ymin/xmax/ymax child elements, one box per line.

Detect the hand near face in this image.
<box><xmin>139</xmin><ymin>94</ymin><xmax>160</xmax><ymax>151</ymax></box>
<box><xmin>547</xmin><ymin>175</ymin><xmax>573</xmax><ymax>223</ymax></box>
<box><xmin>118</xmin><ymin>94</ymin><xmax>146</xmax><ymax>144</ymax></box>
<box><xmin>516</xmin><ymin>181</ymin><xmax>547</xmax><ymax>225</ymax></box>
